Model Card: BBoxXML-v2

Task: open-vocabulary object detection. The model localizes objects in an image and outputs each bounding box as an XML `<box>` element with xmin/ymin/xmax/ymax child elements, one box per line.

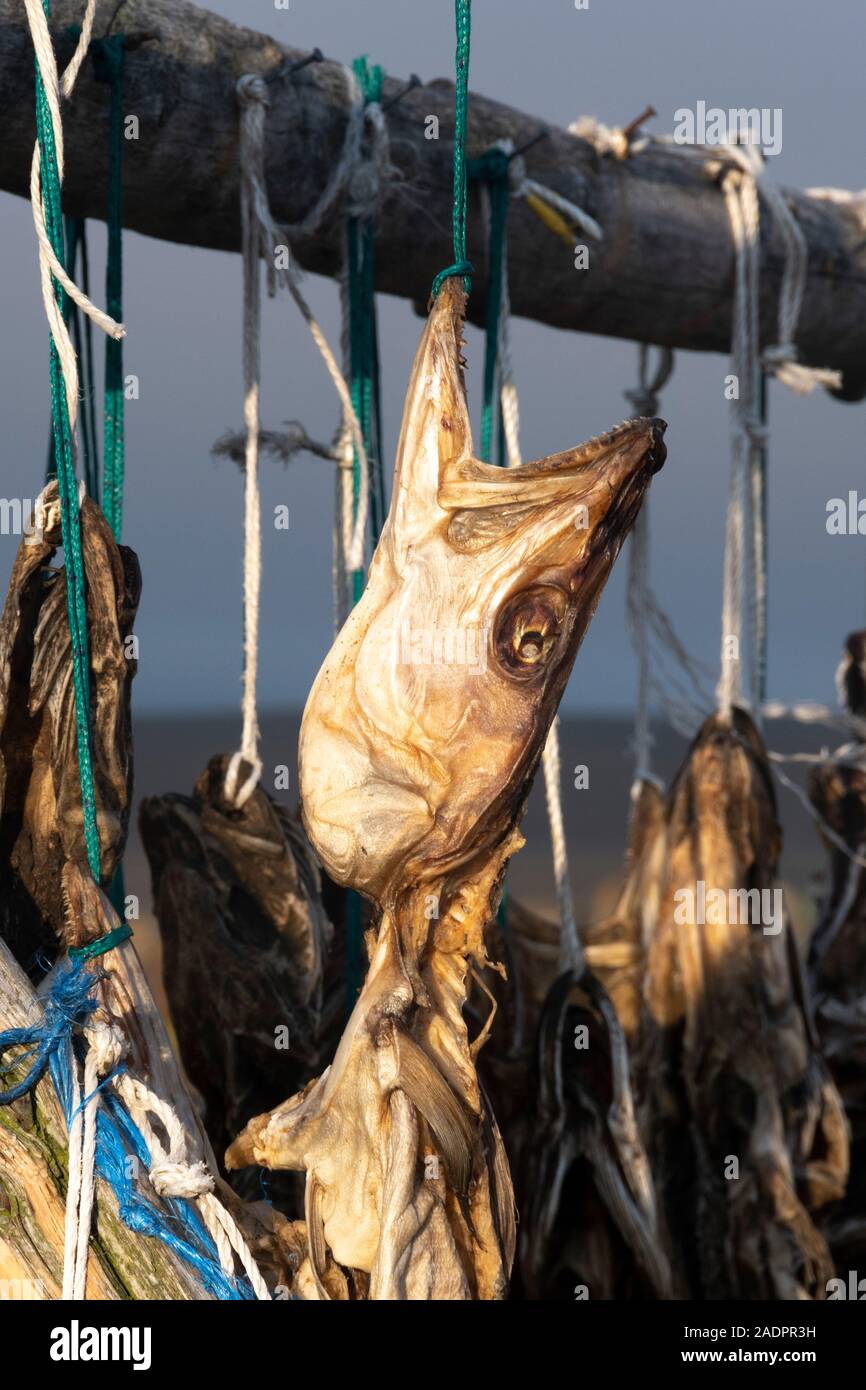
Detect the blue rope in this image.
<box><xmin>0</xmin><ymin>959</ymin><xmax>255</xmax><ymax>1299</ymax></box>
<box><xmin>0</xmin><ymin>959</ymin><xmax>96</xmax><ymax>1103</ymax></box>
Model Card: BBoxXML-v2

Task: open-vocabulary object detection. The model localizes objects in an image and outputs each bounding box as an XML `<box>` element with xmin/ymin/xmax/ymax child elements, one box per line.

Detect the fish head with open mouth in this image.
<box><xmin>300</xmin><ymin>280</ymin><xmax>666</xmax><ymax>904</ymax></box>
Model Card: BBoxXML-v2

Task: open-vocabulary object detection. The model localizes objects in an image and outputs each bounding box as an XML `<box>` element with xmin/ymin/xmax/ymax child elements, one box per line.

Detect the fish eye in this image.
<box><xmin>494</xmin><ymin>588</ymin><xmax>566</xmax><ymax>680</ymax></box>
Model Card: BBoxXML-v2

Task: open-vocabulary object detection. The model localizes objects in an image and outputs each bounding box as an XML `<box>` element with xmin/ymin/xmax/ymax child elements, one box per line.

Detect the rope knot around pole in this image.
<box><xmin>236</xmin><ymin>72</ymin><xmax>270</xmax><ymax>110</ymax></box>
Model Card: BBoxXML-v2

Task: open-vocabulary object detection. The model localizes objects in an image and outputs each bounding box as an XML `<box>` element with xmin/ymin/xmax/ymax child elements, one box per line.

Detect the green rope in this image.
<box><xmin>468</xmin><ymin>147</ymin><xmax>510</xmax><ymax>462</ymax></box>
<box><xmin>92</xmin><ymin>34</ymin><xmax>125</xmax><ymax>543</ymax></box>
<box><xmin>91</xmin><ymin>34</ymin><xmax>129</xmax><ymax>917</ymax></box>
<box><xmin>65</xmin><ymin>219</ymin><xmax>101</xmax><ymax>500</ymax></box>
<box><xmin>69</xmin><ymin>922</ymin><xmax>133</xmax><ymax>962</ymax></box>
<box><xmin>36</xmin><ymin>1</ymin><xmax>100</xmax><ymax>882</ymax></box>
<box><xmin>344</xmin><ymin>56</ymin><xmax>388</xmax><ymax>1013</ymax></box>
<box><xmin>431</xmin><ymin>0</ymin><xmax>473</xmax><ymax>297</ymax></box>
<box><xmin>45</xmin><ymin>217</ymin><xmax>100</xmax><ymax>499</ymax></box>
<box><xmin>467</xmin><ymin>146</ymin><xmax>514</xmax><ymax>924</ymax></box>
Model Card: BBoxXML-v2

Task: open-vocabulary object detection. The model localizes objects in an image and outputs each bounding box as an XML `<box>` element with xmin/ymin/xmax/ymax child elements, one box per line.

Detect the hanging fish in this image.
<box><xmin>471</xmin><ymin>897</ymin><xmax>559</xmax><ymax>1179</ymax></box>
<box><xmin>0</xmin><ymin>481</ymin><xmax>139</xmax><ymax>973</ymax></box>
<box><xmin>638</xmin><ymin>708</ymin><xmax>849</xmax><ymax>1299</ymax></box>
<box><xmin>808</xmin><ymin>630</ymin><xmax>866</xmax><ymax>1269</ymax></box>
<box><xmin>139</xmin><ymin>755</ymin><xmax>336</xmax><ymax>1204</ymax></box>
<box><xmin>585</xmin><ymin>775</ymin><xmax>668</xmax><ymax>1043</ymax></box>
<box><xmin>503</xmin><ymin>778</ymin><xmax>671</xmax><ymax>1301</ymax></box>
<box><xmin>227</xmin><ymin>278</ymin><xmax>666</xmax><ymax>1299</ymax></box>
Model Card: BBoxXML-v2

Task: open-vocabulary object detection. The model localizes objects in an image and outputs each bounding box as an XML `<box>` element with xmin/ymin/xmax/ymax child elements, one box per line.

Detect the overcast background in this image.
<box><xmin>1</xmin><ymin>0</ymin><xmax>864</xmax><ymax>721</ymax></box>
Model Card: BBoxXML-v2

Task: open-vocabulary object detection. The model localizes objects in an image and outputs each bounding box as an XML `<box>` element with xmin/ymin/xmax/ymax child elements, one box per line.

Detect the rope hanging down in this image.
<box><xmin>474</xmin><ymin>143</ymin><xmax>581</xmax><ymax>976</ymax></box>
<box><xmin>17</xmin><ymin>3</ymin><xmax>270</xmax><ymax>1302</ymax></box>
<box><xmin>431</xmin><ymin>0</ymin><xmax>473</xmax><ymax>298</ymax></box>
<box><xmin>625</xmin><ymin>344</ymin><xmax>675</xmax><ymax>786</ymax></box>
<box><xmin>717</xmin><ymin>149</ymin><xmax>765</xmax><ymax>723</ymax></box>
<box><xmin>92</xmin><ymin>32</ymin><xmax>126</xmax><ymax>541</ymax></box>
<box><xmin>345</xmin><ymin>55</ymin><xmax>388</xmax><ymax>600</ymax></box>
<box><xmin>227</xmin><ymin>72</ymin><xmax>372</xmax><ymax>802</ymax></box>
<box><xmin>225</xmin><ymin>77</ymin><xmax>267</xmax><ymax>808</ymax></box>
<box><xmin>25</xmin><ymin>0</ymin><xmax>125</xmax><ymax>884</ymax></box>
<box><xmin>338</xmin><ymin>55</ymin><xmax>391</xmax><ymax>1012</ymax></box>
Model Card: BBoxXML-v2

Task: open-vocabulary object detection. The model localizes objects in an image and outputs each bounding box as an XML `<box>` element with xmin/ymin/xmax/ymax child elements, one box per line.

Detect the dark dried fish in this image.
<box><xmin>638</xmin><ymin>708</ymin><xmax>848</xmax><ymax>1299</ymax></box>
<box><xmin>808</xmin><ymin>631</ymin><xmax>866</xmax><ymax>1268</ymax></box>
<box><xmin>0</xmin><ymin>482</ymin><xmax>139</xmax><ymax>971</ymax></box>
<box><xmin>139</xmin><ymin>755</ymin><xmax>335</xmax><ymax>1203</ymax></box>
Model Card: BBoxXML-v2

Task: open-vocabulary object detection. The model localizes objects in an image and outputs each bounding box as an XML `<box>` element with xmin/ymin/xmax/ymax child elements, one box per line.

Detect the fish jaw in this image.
<box><xmin>301</xmin><ymin>406</ymin><xmax>665</xmax><ymax>902</ymax></box>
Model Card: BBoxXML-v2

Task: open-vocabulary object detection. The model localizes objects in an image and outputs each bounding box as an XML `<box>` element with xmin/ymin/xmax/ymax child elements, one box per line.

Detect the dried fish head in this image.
<box><xmin>300</xmin><ymin>279</ymin><xmax>665</xmax><ymax>902</ymax></box>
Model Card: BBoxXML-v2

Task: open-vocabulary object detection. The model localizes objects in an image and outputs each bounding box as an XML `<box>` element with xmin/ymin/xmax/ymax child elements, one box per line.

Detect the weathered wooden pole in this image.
<box><xmin>1</xmin><ymin>0</ymin><xmax>866</xmax><ymax>396</ymax></box>
<box><xmin>0</xmin><ymin>935</ymin><xmax>209</xmax><ymax>1299</ymax></box>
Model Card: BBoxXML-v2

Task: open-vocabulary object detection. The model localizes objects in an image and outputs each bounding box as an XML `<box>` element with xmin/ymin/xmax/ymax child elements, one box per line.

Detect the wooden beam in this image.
<box><xmin>1</xmin><ymin>0</ymin><xmax>866</xmax><ymax>398</ymax></box>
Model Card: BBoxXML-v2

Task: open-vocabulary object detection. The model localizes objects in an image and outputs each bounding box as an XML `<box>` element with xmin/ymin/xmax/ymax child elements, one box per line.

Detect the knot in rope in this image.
<box><xmin>149</xmin><ymin>1159</ymin><xmax>214</xmax><ymax>1200</ymax></box>
<box><xmin>624</xmin><ymin>345</ymin><xmax>674</xmax><ymax>420</ymax></box>
<box><xmin>87</xmin><ymin>1018</ymin><xmax>126</xmax><ymax>1076</ymax></box>
<box><xmin>431</xmin><ymin>0</ymin><xmax>473</xmax><ymax>296</ymax></box>
<box><xmin>0</xmin><ymin>960</ymin><xmax>96</xmax><ymax>1104</ymax></box>
<box><xmin>724</xmin><ymin>145</ymin><xmax>841</xmax><ymax>396</ymax></box>
<box><xmin>569</xmin><ymin>115</ymin><xmax>635</xmax><ymax>161</ymax></box>
<box><xmin>236</xmin><ymin>72</ymin><xmax>270</xmax><ymax>109</ymax></box>
<box><xmin>346</xmin><ymin>56</ymin><xmax>393</xmax><ymax>222</ymax></box>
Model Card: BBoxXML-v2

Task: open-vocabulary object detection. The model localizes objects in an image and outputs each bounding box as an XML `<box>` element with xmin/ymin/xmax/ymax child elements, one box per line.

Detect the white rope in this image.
<box><xmin>61</xmin><ymin>1037</ymin><xmax>85</xmax><ymax>1299</ymax></box>
<box><xmin>23</xmin><ymin>0</ymin><xmax>124</xmax><ymax>435</ymax></box>
<box><xmin>624</xmin><ymin>345</ymin><xmax>675</xmax><ymax>782</ymax></box>
<box><xmin>61</xmin><ymin>1018</ymin><xmax>124</xmax><ymax>1299</ymax></box>
<box><xmin>226</xmin><ymin>76</ymin><xmax>268</xmax><ymax>808</ymax></box>
<box><xmin>568</xmin><ymin>115</ymin><xmax>643</xmax><ymax>162</ymax></box>
<box><xmin>519</xmin><ymin>175</ymin><xmax>603</xmax><ymax>242</ymax></box>
<box><xmin>329</xmin><ymin>78</ymin><xmax>396</xmax><ymax>629</ymax></box>
<box><xmin>480</xmin><ymin>176</ymin><xmax>580</xmax><ymax>972</ymax></box>
<box><xmin>723</xmin><ymin>146</ymin><xmax>842</xmax><ymax>396</ymax></box>
<box><xmin>717</xmin><ymin>161</ymin><xmax>765</xmax><ymax>722</ymax></box>
<box><xmin>334</xmin><ymin>264</ymin><xmax>357</xmax><ymax>628</ymax></box>
<box><xmin>234</xmin><ymin>72</ymin><xmax>369</xmax><ymax>592</ymax></box>
<box><xmin>114</xmin><ymin>1068</ymin><xmax>271</xmax><ymax>1299</ymax></box>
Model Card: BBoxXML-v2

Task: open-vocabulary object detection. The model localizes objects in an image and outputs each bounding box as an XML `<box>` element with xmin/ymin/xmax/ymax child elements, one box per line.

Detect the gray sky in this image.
<box><xmin>1</xmin><ymin>0</ymin><xmax>864</xmax><ymax>716</ymax></box>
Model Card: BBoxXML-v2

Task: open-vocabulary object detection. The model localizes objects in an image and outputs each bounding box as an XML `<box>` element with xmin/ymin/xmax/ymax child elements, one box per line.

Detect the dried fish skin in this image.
<box><xmin>638</xmin><ymin>708</ymin><xmax>848</xmax><ymax>1300</ymax></box>
<box><xmin>807</xmin><ymin>631</ymin><xmax>866</xmax><ymax>1265</ymax></box>
<box><xmin>498</xmin><ymin>782</ymin><xmax>671</xmax><ymax>1301</ymax></box>
<box><xmin>230</xmin><ymin>278</ymin><xmax>664</xmax><ymax>1299</ymax></box>
<box><xmin>586</xmin><ymin>776</ymin><xmax>667</xmax><ymax>1041</ymax></box>
<box><xmin>0</xmin><ymin>482</ymin><xmax>139</xmax><ymax>967</ymax></box>
<box><xmin>299</xmin><ymin>281</ymin><xmax>665</xmax><ymax>904</ymax></box>
<box><xmin>139</xmin><ymin>755</ymin><xmax>335</xmax><ymax>1193</ymax></box>
<box><xmin>519</xmin><ymin>967</ymin><xmax>672</xmax><ymax>1301</ymax></box>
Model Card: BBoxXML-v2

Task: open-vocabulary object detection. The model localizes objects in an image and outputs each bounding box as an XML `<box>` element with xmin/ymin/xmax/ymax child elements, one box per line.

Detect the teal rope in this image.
<box><xmin>69</xmin><ymin>923</ymin><xmax>133</xmax><ymax>962</ymax></box>
<box><xmin>344</xmin><ymin>56</ymin><xmax>388</xmax><ymax>1013</ymax></box>
<box><xmin>92</xmin><ymin>35</ymin><xmax>129</xmax><ymax>915</ymax></box>
<box><xmin>92</xmin><ymin>35</ymin><xmax>125</xmax><ymax>543</ymax></box>
<box><xmin>45</xmin><ymin>217</ymin><xmax>100</xmax><ymax>499</ymax></box>
<box><xmin>431</xmin><ymin>0</ymin><xmax>473</xmax><ymax>297</ymax></box>
<box><xmin>65</xmin><ymin>219</ymin><xmax>101</xmax><ymax>500</ymax></box>
<box><xmin>36</xmin><ymin>1</ymin><xmax>100</xmax><ymax>882</ymax></box>
<box><xmin>468</xmin><ymin>148</ymin><xmax>510</xmax><ymax>462</ymax></box>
